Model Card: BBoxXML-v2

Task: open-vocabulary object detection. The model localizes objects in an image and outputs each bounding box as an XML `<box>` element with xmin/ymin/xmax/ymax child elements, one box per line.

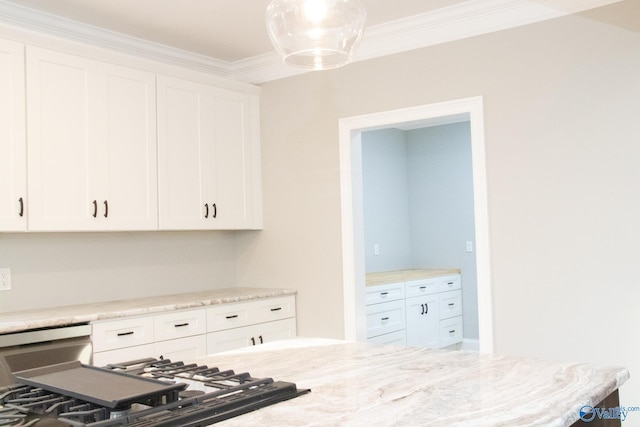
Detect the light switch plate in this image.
<box><xmin>0</xmin><ymin>268</ymin><xmax>11</xmax><ymax>291</ymax></box>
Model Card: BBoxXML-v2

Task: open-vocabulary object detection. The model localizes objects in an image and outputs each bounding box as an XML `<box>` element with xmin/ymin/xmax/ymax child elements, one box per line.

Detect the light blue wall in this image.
<box><xmin>361</xmin><ymin>128</ymin><xmax>413</xmax><ymax>272</ymax></box>
<box><xmin>361</xmin><ymin>122</ymin><xmax>478</xmax><ymax>339</ymax></box>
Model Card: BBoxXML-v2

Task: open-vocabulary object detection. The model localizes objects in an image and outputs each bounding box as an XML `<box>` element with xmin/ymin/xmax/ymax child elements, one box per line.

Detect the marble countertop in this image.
<box><xmin>195</xmin><ymin>338</ymin><xmax>629</xmax><ymax>427</ymax></box>
<box><xmin>366</xmin><ymin>268</ymin><xmax>461</xmax><ymax>286</ymax></box>
<box><xmin>0</xmin><ymin>287</ymin><xmax>296</xmax><ymax>334</ymax></box>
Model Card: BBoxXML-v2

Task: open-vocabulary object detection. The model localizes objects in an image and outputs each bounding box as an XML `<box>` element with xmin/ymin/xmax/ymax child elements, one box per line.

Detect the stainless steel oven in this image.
<box><xmin>0</xmin><ymin>323</ymin><xmax>92</xmax><ymax>386</ymax></box>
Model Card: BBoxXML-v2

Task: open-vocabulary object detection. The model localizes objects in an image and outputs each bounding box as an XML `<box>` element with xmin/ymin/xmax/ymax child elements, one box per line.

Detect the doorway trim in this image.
<box><xmin>338</xmin><ymin>96</ymin><xmax>494</xmax><ymax>353</ymax></box>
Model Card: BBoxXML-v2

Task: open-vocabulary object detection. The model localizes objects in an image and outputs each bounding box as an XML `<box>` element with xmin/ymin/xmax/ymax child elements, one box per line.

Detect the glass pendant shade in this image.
<box><xmin>266</xmin><ymin>0</ymin><xmax>367</xmax><ymax>70</ymax></box>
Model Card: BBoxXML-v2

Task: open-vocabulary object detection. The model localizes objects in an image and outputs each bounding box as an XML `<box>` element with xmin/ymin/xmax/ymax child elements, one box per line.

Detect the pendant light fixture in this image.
<box><xmin>266</xmin><ymin>0</ymin><xmax>367</xmax><ymax>70</ymax></box>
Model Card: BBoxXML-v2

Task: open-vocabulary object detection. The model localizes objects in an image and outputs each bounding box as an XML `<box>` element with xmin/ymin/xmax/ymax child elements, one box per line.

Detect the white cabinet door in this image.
<box><xmin>96</xmin><ymin>62</ymin><xmax>158</xmax><ymax>230</ymax></box>
<box><xmin>157</xmin><ymin>75</ymin><xmax>262</xmax><ymax>230</ymax></box>
<box><xmin>405</xmin><ymin>294</ymin><xmax>439</xmax><ymax>349</ymax></box>
<box><xmin>0</xmin><ymin>38</ymin><xmax>26</xmax><ymax>231</ymax></box>
<box><xmin>26</xmin><ymin>47</ymin><xmax>99</xmax><ymax>230</ymax></box>
<box><xmin>206</xmin><ymin>318</ymin><xmax>296</xmax><ymax>354</ymax></box>
<box><xmin>155</xmin><ymin>335</ymin><xmax>207</xmax><ymax>362</ymax></box>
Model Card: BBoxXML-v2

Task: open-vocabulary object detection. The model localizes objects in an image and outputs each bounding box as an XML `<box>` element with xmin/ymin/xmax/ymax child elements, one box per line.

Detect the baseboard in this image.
<box><xmin>460</xmin><ymin>339</ymin><xmax>480</xmax><ymax>352</ymax></box>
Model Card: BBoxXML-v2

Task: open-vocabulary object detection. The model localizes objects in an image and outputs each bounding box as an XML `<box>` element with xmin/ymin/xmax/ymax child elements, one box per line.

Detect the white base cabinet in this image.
<box><xmin>91</xmin><ymin>296</ymin><xmax>296</xmax><ymax>365</ymax></box>
<box><xmin>366</xmin><ymin>274</ymin><xmax>463</xmax><ymax>349</ymax></box>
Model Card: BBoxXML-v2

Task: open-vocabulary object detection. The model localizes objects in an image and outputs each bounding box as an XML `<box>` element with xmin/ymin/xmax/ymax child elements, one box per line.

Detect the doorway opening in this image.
<box><xmin>338</xmin><ymin>96</ymin><xmax>494</xmax><ymax>353</ymax></box>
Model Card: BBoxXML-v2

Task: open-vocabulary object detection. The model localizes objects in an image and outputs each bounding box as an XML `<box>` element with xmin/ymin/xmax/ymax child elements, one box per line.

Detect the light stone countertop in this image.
<box><xmin>194</xmin><ymin>338</ymin><xmax>630</xmax><ymax>427</ymax></box>
<box><xmin>0</xmin><ymin>287</ymin><xmax>296</xmax><ymax>334</ymax></box>
<box><xmin>366</xmin><ymin>268</ymin><xmax>461</xmax><ymax>286</ymax></box>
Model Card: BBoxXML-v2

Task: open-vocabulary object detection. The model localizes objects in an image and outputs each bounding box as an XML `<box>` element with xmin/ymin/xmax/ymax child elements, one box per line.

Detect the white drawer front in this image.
<box><xmin>255</xmin><ymin>296</ymin><xmax>296</xmax><ymax>323</ymax></box>
<box><xmin>440</xmin><ymin>316</ymin><xmax>463</xmax><ymax>347</ymax></box>
<box><xmin>154</xmin><ymin>309</ymin><xmax>206</xmax><ymax>341</ymax></box>
<box><xmin>437</xmin><ymin>275</ymin><xmax>461</xmax><ymax>292</ymax></box>
<box><xmin>405</xmin><ymin>278</ymin><xmax>438</xmax><ymax>298</ymax></box>
<box><xmin>92</xmin><ymin>316</ymin><xmax>154</xmax><ymax>352</ymax></box>
<box><xmin>207</xmin><ymin>302</ymin><xmax>256</xmax><ymax>332</ymax></box>
<box><xmin>439</xmin><ymin>290</ymin><xmax>462</xmax><ymax>320</ymax></box>
<box><xmin>367</xmin><ymin>330</ymin><xmax>406</xmax><ymax>346</ymax></box>
<box><xmin>366</xmin><ymin>300</ymin><xmax>405</xmax><ymax>338</ymax></box>
<box><xmin>365</xmin><ymin>282</ymin><xmax>405</xmax><ymax>305</ymax></box>
<box><xmin>92</xmin><ymin>343</ymin><xmax>155</xmax><ymax>366</ymax></box>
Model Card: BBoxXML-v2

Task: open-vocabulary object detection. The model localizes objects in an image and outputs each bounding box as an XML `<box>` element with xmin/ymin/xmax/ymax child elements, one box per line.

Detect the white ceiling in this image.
<box><xmin>0</xmin><ymin>0</ymin><xmax>467</xmax><ymax>61</ymax></box>
<box><xmin>0</xmin><ymin>0</ymin><xmax>624</xmax><ymax>83</ymax></box>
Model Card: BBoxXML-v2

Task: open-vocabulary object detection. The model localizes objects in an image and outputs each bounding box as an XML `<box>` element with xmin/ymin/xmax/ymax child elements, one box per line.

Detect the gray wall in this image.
<box><xmin>361</xmin><ymin>122</ymin><xmax>478</xmax><ymax>339</ymax></box>
<box><xmin>236</xmin><ymin>1</ymin><xmax>640</xmax><ymax>405</ymax></box>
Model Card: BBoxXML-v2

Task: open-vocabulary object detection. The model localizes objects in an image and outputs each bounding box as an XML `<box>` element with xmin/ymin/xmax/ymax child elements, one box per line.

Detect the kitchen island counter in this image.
<box><xmin>195</xmin><ymin>338</ymin><xmax>629</xmax><ymax>426</ymax></box>
<box><xmin>0</xmin><ymin>287</ymin><xmax>296</xmax><ymax>334</ymax></box>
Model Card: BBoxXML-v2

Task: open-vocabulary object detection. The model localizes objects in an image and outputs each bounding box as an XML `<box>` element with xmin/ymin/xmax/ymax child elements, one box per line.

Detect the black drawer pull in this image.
<box><xmin>447</xmin><ymin>282</ymin><xmax>454</xmax><ymax>285</ymax></box>
<box><xmin>204</xmin><ymin>203</ymin><xmax>209</xmax><ymax>218</ymax></box>
<box><xmin>448</xmin><ymin>303</ymin><xmax>455</xmax><ymax>306</ymax></box>
<box><xmin>117</xmin><ymin>331</ymin><xmax>134</xmax><ymax>337</ymax></box>
<box><xmin>92</xmin><ymin>200</ymin><xmax>97</xmax><ymax>218</ymax></box>
<box><xmin>380</xmin><ymin>292</ymin><xmax>388</xmax><ymax>296</ymax></box>
<box><xmin>419</xmin><ymin>286</ymin><xmax>426</xmax><ymax>290</ymax></box>
<box><xmin>421</xmin><ymin>304</ymin><xmax>424</xmax><ymax>315</ymax></box>
<box><xmin>225</xmin><ymin>314</ymin><xmax>239</xmax><ymax>319</ymax></box>
<box><xmin>449</xmin><ymin>329</ymin><xmax>456</xmax><ymax>334</ymax></box>
<box><xmin>381</xmin><ymin>317</ymin><xmax>389</xmax><ymax>321</ymax></box>
<box><xmin>270</xmin><ymin>307</ymin><xmax>282</xmax><ymax>312</ymax></box>
<box><xmin>104</xmin><ymin>200</ymin><xmax>109</xmax><ymax>218</ymax></box>
<box><xmin>174</xmin><ymin>322</ymin><xmax>189</xmax><ymax>328</ymax></box>
<box><xmin>212</xmin><ymin>203</ymin><xmax>217</xmax><ymax>218</ymax></box>
<box><xmin>259</xmin><ymin>335</ymin><xmax>263</xmax><ymax>344</ymax></box>
<box><xmin>425</xmin><ymin>302</ymin><xmax>429</xmax><ymax>314</ymax></box>
<box><xmin>18</xmin><ymin>197</ymin><xmax>24</xmax><ymax>217</ymax></box>
<box><xmin>250</xmin><ymin>337</ymin><xmax>256</xmax><ymax>345</ymax></box>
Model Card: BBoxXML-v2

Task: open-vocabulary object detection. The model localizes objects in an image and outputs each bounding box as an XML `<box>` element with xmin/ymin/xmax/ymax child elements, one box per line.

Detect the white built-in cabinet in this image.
<box><xmin>0</xmin><ymin>35</ymin><xmax>262</xmax><ymax>233</ymax></box>
<box><xmin>157</xmin><ymin>76</ymin><xmax>261</xmax><ymax>230</ymax></box>
<box><xmin>26</xmin><ymin>46</ymin><xmax>158</xmax><ymax>231</ymax></box>
<box><xmin>91</xmin><ymin>296</ymin><xmax>296</xmax><ymax>366</ymax></box>
<box><xmin>366</xmin><ymin>274</ymin><xmax>463</xmax><ymax>349</ymax></box>
<box><xmin>0</xmin><ymin>39</ymin><xmax>26</xmax><ymax>231</ymax></box>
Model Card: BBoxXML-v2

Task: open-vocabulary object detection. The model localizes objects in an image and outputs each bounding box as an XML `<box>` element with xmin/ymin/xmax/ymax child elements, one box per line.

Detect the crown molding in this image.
<box><xmin>0</xmin><ymin>0</ymin><xmax>623</xmax><ymax>85</ymax></box>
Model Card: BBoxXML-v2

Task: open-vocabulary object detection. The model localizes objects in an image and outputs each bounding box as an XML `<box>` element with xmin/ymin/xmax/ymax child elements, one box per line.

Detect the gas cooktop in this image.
<box><xmin>0</xmin><ymin>358</ymin><xmax>310</xmax><ymax>426</ymax></box>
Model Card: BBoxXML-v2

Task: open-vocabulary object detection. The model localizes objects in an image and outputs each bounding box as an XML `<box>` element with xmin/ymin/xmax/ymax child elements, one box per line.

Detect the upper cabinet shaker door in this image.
<box><xmin>157</xmin><ymin>75</ymin><xmax>213</xmax><ymax>229</ymax></box>
<box><xmin>97</xmin><ymin>62</ymin><xmax>158</xmax><ymax>230</ymax></box>
<box><xmin>0</xmin><ymin>38</ymin><xmax>26</xmax><ymax>231</ymax></box>
<box><xmin>26</xmin><ymin>46</ymin><xmax>99</xmax><ymax>231</ymax></box>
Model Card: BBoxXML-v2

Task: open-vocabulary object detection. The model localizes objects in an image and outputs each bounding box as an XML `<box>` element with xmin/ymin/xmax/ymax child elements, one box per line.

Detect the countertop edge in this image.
<box><xmin>0</xmin><ymin>287</ymin><xmax>297</xmax><ymax>334</ymax></box>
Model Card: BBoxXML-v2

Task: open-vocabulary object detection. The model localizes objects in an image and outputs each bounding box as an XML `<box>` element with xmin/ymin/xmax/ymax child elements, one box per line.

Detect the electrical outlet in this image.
<box><xmin>0</xmin><ymin>268</ymin><xmax>11</xmax><ymax>291</ymax></box>
<box><xmin>374</xmin><ymin>244</ymin><xmax>380</xmax><ymax>256</ymax></box>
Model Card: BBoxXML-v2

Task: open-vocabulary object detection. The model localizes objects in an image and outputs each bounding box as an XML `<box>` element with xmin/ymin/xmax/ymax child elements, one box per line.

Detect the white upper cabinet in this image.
<box><xmin>157</xmin><ymin>75</ymin><xmax>262</xmax><ymax>230</ymax></box>
<box><xmin>0</xmin><ymin>39</ymin><xmax>27</xmax><ymax>231</ymax></box>
<box><xmin>26</xmin><ymin>47</ymin><xmax>157</xmax><ymax>231</ymax></box>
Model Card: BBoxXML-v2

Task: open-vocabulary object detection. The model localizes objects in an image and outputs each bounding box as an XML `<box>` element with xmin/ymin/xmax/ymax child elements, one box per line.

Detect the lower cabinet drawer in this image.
<box><xmin>438</xmin><ymin>290</ymin><xmax>462</xmax><ymax>320</ymax></box>
<box><xmin>92</xmin><ymin>316</ymin><xmax>154</xmax><ymax>352</ymax></box>
<box><xmin>367</xmin><ymin>330</ymin><xmax>406</xmax><ymax>346</ymax></box>
<box><xmin>439</xmin><ymin>316</ymin><xmax>463</xmax><ymax>347</ymax></box>
<box><xmin>366</xmin><ymin>300</ymin><xmax>405</xmax><ymax>339</ymax></box>
<box><xmin>155</xmin><ymin>335</ymin><xmax>207</xmax><ymax>362</ymax></box>
<box><xmin>154</xmin><ymin>309</ymin><xmax>206</xmax><ymax>341</ymax></box>
<box><xmin>206</xmin><ymin>318</ymin><xmax>296</xmax><ymax>354</ymax></box>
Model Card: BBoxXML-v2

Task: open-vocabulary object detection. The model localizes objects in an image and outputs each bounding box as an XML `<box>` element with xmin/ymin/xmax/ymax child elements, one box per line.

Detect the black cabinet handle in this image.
<box><xmin>270</xmin><ymin>307</ymin><xmax>282</xmax><ymax>312</ymax></box>
<box><xmin>259</xmin><ymin>335</ymin><xmax>263</xmax><ymax>344</ymax></box>
<box><xmin>104</xmin><ymin>200</ymin><xmax>108</xmax><ymax>218</ymax></box>
<box><xmin>92</xmin><ymin>200</ymin><xmax>97</xmax><ymax>218</ymax></box>
<box><xmin>225</xmin><ymin>314</ymin><xmax>238</xmax><ymax>319</ymax></box>
<box><xmin>449</xmin><ymin>329</ymin><xmax>456</xmax><ymax>334</ymax></box>
<box><xmin>18</xmin><ymin>197</ymin><xmax>24</xmax><ymax>217</ymax></box>
<box><xmin>381</xmin><ymin>317</ymin><xmax>389</xmax><ymax>321</ymax></box>
<box><xmin>380</xmin><ymin>292</ymin><xmax>388</xmax><ymax>297</ymax></box>
<box><xmin>448</xmin><ymin>303</ymin><xmax>455</xmax><ymax>307</ymax></box>
<box><xmin>117</xmin><ymin>331</ymin><xmax>134</xmax><ymax>337</ymax></box>
<box><xmin>425</xmin><ymin>302</ymin><xmax>428</xmax><ymax>314</ymax></box>
<box><xmin>250</xmin><ymin>337</ymin><xmax>256</xmax><ymax>345</ymax></box>
<box><xmin>419</xmin><ymin>286</ymin><xmax>426</xmax><ymax>290</ymax></box>
<box><xmin>174</xmin><ymin>323</ymin><xmax>189</xmax><ymax>328</ymax></box>
<box><xmin>421</xmin><ymin>304</ymin><xmax>424</xmax><ymax>315</ymax></box>
<box><xmin>204</xmin><ymin>203</ymin><xmax>209</xmax><ymax>218</ymax></box>
<box><xmin>212</xmin><ymin>203</ymin><xmax>217</xmax><ymax>218</ymax></box>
